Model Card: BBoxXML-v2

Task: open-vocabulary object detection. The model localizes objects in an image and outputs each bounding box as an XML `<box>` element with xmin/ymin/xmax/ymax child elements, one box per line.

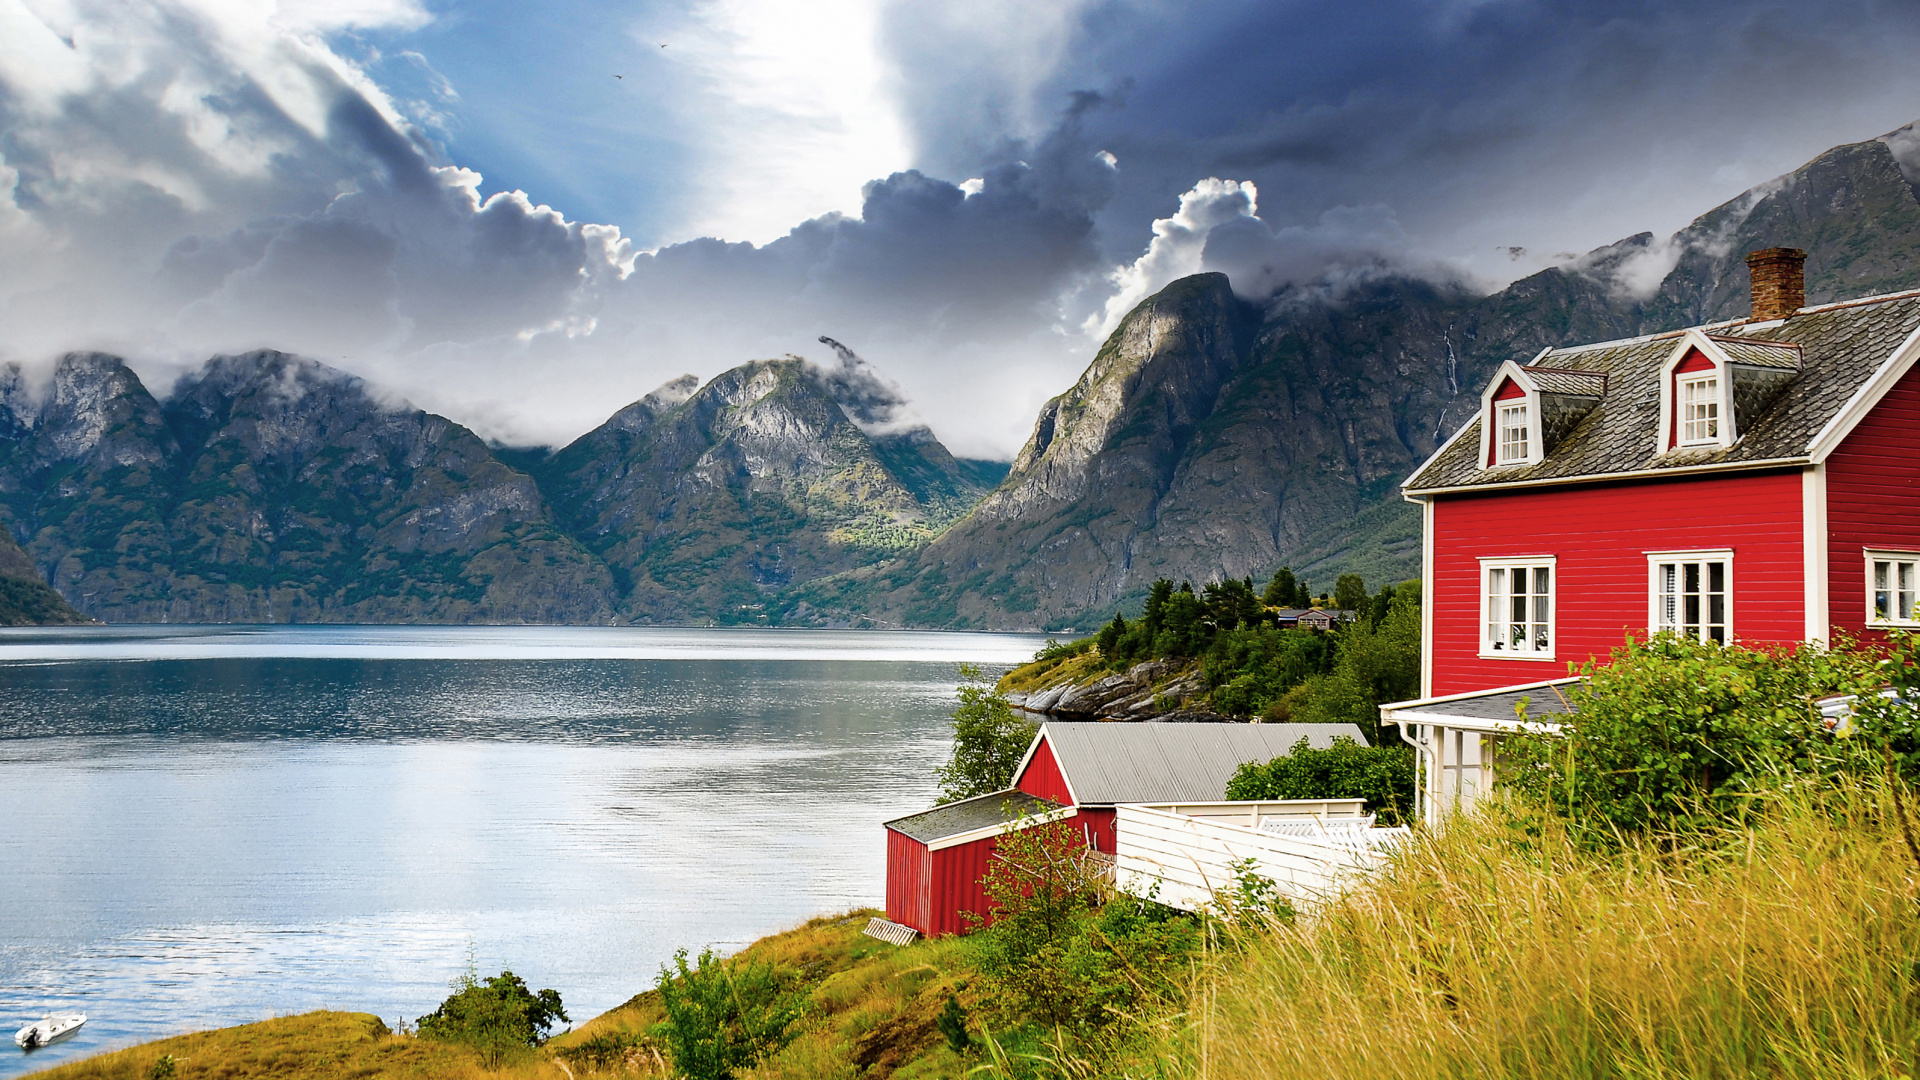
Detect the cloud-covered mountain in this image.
<box><xmin>817</xmin><ymin>131</ymin><xmax>1920</xmax><ymax>629</ymax></box>
<box><xmin>0</xmin><ymin>348</ymin><xmax>1001</xmax><ymax>624</ymax></box>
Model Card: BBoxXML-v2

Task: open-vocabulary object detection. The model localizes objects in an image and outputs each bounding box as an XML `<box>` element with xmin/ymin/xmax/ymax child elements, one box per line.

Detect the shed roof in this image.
<box><xmin>884</xmin><ymin>789</ymin><xmax>1062</xmax><ymax>844</ymax></box>
<box><xmin>1404</xmin><ymin>290</ymin><xmax>1920</xmax><ymax>494</ymax></box>
<box><xmin>1024</xmin><ymin>721</ymin><xmax>1370</xmax><ymax>806</ymax></box>
<box><xmin>1379</xmin><ymin>677</ymin><xmax>1585</xmax><ymax>734</ymax></box>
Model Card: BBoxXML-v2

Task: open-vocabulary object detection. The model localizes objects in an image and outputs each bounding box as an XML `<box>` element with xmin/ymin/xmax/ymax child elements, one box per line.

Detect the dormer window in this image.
<box><xmin>1497</xmin><ymin>403</ymin><xmax>1529</xmax><ymax>463</ymax></box>
<box><xmin>1680</xmin><ymin>375</ymin><xmax>1719</xmax><ymax>444</ymax></box>
<box><xmin>1476</xmin><ymin>356</ymin><xmax>1606</xmax><ymax>472</ymax></box>
<box><xmin>1655</xmin><ymin>330</ymin><xmax>1800</xmax><ymax>455</ymax></box>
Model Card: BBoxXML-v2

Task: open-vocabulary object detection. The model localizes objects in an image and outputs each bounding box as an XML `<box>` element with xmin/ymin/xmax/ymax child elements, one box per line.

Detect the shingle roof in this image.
<box><xmin>1035</xmin><ymin>721</ymin><xmax>1369</xmax><ymax>806</ymax></box>
<box><xmin>1405</xmin><ymin>290</ymin><xmax>1920</xmax><ymax>493</ymax></box>
<box><xmin>1527</xmin><ymin>368</ymin><xmax>1609</xmax><ymax>396</ymax></box>
<box><xmin>1385</xmin><ymin>680</ymin><xmax>1585</xmax><ymax>724</ymax></box>
<box><xmin>885</xmin><ymin>789</ymin><xmax>1061</xmax><ymax>844</ymax></box>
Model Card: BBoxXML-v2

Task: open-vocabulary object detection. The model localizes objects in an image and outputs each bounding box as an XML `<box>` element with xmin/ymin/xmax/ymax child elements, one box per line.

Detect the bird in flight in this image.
<box><xmin>613</xmin><ymin>74</ymin><xmax>623</xmax><ymax>78</ymax></box>
<box><xmin>659</xmin><ymin>42</ymin><xmax>668</xmax><ymax>48</ymax></box>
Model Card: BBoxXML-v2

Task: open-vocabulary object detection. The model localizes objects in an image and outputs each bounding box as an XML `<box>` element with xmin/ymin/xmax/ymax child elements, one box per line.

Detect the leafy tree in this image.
<box><xmin>653</xmin><ymin>948</ymin><xmax>804</xmax><ymax>1080</ymax></box>
<box><xmin>1203</xmin><ymin>576</ymin><xmax>1263</xmax><ymax>631</ymax></box>
<box><xmin>1261</xmin><ymin>567</ymin><xmax>1299</xmax><ymax>608</ymax></box>
<box><xmin>935</xmin><ymin>664</ymin><xmax>1038</xmax><ymax>802</ymax></box>
<box><xmin>418</xmin><ymin>966</ymin><xmax>568</xmax><ymax>1065</ymax></box>
<box><xmin>1152</xmin><ymin>583</ymin><xmax>1209</xmax><ymax>656</ymax></box>
<box><xmin>1333</xmin><ymin>573</ymin><xmax>1370</xmax><ymax>617</ymax></box>
<box><xmin>1225</xmin><ymin>736</ymin><xmax>1416</xmax><ymax>825</ymax></box>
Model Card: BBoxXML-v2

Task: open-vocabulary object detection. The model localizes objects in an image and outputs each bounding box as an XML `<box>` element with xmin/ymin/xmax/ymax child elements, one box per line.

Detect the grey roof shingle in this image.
<box><xmin>1388</xmin><ymin>681</ymin><xmax>1585</xmax><ymax>724</ymax></box>
<box><xmin>885</xmin><ymin>788</ymin><xmax>1062</xmax><ymax>843</ymax></box>
<box><xmin>1405</xmin><ymin>291</ymin><xmax>1920</xmax><ymax>493</ymax></box>
<box><xmin>1037</xmin><ymin>721</ymin><xmax>1369</xmax><ymax>805</ymax></box>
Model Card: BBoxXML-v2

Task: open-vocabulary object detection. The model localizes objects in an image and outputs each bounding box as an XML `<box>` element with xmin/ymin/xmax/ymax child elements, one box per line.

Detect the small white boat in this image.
<box><xmin>14</xmin><ymin>1013</ymin><xmax>86</xmax><ymax>1049</ymax></box>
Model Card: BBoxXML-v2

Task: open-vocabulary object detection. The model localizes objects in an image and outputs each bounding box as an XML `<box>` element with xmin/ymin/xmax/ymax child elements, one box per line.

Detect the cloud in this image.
<box><xmin>1089</xmin><ymin>177</ymin><xmax>1256</xmax><ymax>335</ymax></box>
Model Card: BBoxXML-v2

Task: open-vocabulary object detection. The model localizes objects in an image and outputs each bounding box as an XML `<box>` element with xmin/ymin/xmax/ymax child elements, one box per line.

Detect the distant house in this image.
<box><xmin>883</xmin><ymin>721</ymin><xmax>1367</xmax><ymax>936</ymax></box>
<box><xmin>1384</xmin><ymin>248</ymin><xmax>1920</xmax><ymax>822</ymax></box>
<box><xmin>1272</xmin><ymin>608</ymin><xmax>1356</xmax><ymax>630</ymax></box>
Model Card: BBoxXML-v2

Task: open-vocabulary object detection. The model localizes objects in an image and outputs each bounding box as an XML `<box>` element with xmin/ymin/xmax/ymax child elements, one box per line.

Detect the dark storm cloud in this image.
<box><xmin>889</xmin><ymin>0</ymin><xmax>1920</xmax><ymax>284</ymax></box>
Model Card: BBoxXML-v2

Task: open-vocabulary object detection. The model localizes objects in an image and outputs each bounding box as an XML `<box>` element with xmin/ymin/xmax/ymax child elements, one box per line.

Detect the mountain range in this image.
<box><xmin>2</xmin><ymin>129</ymin><xmax>1919</xmax><ymax>627</ymax></box>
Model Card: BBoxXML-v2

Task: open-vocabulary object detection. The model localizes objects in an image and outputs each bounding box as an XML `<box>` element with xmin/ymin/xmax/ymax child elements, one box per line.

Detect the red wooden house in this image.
<box><xmin>1383</xmin><ymin>248</ymin><xmax>1920</xmax><ymax>821</ymax></box>
<box><xmin>883</xmin><ymin>721</ymin><xmax>1366</xmax><ymax>936</ymax></box>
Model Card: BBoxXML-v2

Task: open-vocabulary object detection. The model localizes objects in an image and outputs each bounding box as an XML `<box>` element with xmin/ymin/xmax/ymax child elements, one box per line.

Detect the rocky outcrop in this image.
<box><xmin>839</xmin><ymin>132</ymin><xmax>1920</xmax><ymax>630</ymax></box>
<box><xmin>1009</xmin><ymin>658</ymin><xmax>1215</xmax><ymax>720</ymax></box>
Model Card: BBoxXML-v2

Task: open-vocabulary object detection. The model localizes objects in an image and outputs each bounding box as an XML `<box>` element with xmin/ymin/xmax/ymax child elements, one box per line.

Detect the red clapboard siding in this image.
<box><xmin>1075</xmin><ymin>806</ymin><xmax>1117</xmax><ymax>853</ymax></box>
<box><xmin>885</xmin><ymin>828</ymin><xmax>930</xmax><ymax>933</ymax></box>
<box><xmin>1016</xmin><ymin>736</ymin><xmax>1073</xmax><ymax>804</ymax></box>
<box><xmin>1431</xmin><ymin>469</ymin><xmax>1805</xmax><ymax>696</ymax></box>
<box><xmin>926</xmin><ymin>829</ymin><xmax>1011</xmax><ymax>937</ymax></box>
<box><xmin>1827</xmin><ymin>360</ymin><xmax>1920</xmax><ymax>644</ymax></box>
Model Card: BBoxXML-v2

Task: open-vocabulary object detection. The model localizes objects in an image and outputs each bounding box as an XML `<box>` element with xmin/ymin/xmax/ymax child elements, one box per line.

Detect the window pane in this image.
<box><xmin>1659</xmin><ymin>563</ymin><xmax>1676</xmax><ymax>627</ymax></box>
<box><xmin>1902</xmin><ymin>563</ymin><xmax>1916</xmax><ymax>621</ymax></box>
<box><xmin>1708</xmin><ymin>561</ymin><xmax>1725</xmax><ymax>594</ymax></box>
<box><xmin>1684</xmin><ymin>562</ymin><xmax>1701</xmax><ymax>594</ymax></box>
<box><xmin>1709</xmin><ymin>594</ymin><xmax>1725</xmax><ymax>625</ymax></box>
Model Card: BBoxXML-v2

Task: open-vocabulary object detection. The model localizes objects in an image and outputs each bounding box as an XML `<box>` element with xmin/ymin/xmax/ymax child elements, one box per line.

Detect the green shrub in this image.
<box><xmin>970</xmin><ymin>815</ymin><xmax>1199</xmax><ymax>1035</ymax></box>
<box><xmin>1225</xmin><ymin>736</ymin><xmax>1416</xmax><ymax>825</ymax></box>
<box><xmin>417</xmin><ymin>966</ymin><xmax>567</xmax><ymax>1065</ymax></box>
<box><xmin>1503</xmin><ymin>633</ymin><xmax>1883</xmax><ymax>841</ymax></box>
<box><xmin>653</xmin><ymin>948</ymin><xmax>804</xmax><ymax>1080</ymax></box>
<box><xmin>935</xmin><ymin>664</ymin><xmax>1038</xmax><ymax>802</ymax></box>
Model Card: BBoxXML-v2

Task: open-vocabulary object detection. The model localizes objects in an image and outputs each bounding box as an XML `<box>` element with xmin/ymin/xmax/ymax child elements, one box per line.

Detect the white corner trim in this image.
<box><xmin>1404</xmin><ymin>408</ymin><xmax>1485</xmax><ymax>495</ymax></box>
<box><xmin>1420</xmin><ymin>497</ymin><xmax>1435</xmax><ymax>698</ymax></box>
<box><xmin>1803</xmin><ymin>465</ymin><xmax>1828</xmax><ymax>644</ymax></box>
<box><xmin>1808</xmin><ymin>318</ymin><xmax>1920</xmax><ymax>462</ymax></box>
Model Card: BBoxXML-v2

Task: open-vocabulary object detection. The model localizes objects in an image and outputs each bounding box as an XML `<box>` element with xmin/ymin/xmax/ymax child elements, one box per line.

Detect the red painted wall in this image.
<box><xmin>885</xmin><ymin>827</ymin><xmax>930</xmax><ymax>933</ymax></box>
<box><xmin>1827</xmin><ymin>360</ymin><xmax>1920</xmax><ymax>643</ymax></box>
<box><xmin>1015</xmin><ymin>737</ymin><xmax>1073</xmax><ymax>804</ymax></box>
<box><xmin>1430</xmin><ymin>470</ymin><xmax>1805</xmax><ymax>696</ymax></box>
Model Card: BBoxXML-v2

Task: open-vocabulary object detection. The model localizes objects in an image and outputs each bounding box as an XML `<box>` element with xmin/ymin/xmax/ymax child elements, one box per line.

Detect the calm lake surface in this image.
<box><xmin>0</xmin><ymin>626</ymin><xmax>1048</xmax><ymax>1076</ymax></box>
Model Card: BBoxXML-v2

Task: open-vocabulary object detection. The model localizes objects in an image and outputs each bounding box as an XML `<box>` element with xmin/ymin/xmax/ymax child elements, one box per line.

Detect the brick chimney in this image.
<box><xmin>1746</xmin><ymin>247</ymin><xmax>1806</xmax><ymax>321</ymax></box>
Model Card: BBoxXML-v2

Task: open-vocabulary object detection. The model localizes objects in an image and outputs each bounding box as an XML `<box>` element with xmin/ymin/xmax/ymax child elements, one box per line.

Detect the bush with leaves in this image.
<box><xmin>418</xmin><ymin>965</ymin><xmax>567</xmax><ymax>1065</ymax></box>
<box><xmin>1225</xmin><ymin>736</ymin><xmax>1416</xmax><ymax>825</ymax></box>
<box><xmin>1502</xmin><ymin>633</ymin><xmax>1883</xmax><ymax>841</ymax></box>
<box><xmin>652</xmin><ymin>948</ymin><xmax>804</xmax><ymax>1080</ymax></box>
<box><xmin>969</xmin><ymin>816</ymin><xmax>1198</xmax><ymax>1035</ymax></box>
<box><xmin>936</xmin><ymin>664</ymin><xmax>1038</xmax><ymax>802</ymax></box>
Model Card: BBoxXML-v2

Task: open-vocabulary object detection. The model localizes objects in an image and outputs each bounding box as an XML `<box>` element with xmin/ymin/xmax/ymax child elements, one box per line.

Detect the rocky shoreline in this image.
<box><xmin>1004</xmin><ymin>658</ymin><xmax>1234</xmax><ymax>723</ymax></box>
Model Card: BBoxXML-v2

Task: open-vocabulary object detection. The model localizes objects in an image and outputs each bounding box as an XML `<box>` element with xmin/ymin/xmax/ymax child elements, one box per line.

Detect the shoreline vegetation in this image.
<box><xmin>30</xmin><ymin>632</ymin><xmax>1920</xmax><ymax>1080</ymax></box>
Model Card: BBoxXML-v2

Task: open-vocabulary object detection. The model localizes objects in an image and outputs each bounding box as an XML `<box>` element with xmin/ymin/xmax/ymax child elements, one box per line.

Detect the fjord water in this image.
<box><xmin>0</xmin><ymin>626</ymin><xmax>1047</xmax><ymax>1077</ymax></box>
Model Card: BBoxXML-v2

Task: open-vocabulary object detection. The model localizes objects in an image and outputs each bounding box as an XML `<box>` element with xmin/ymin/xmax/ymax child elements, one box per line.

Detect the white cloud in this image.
<box><xmin>1088</xmin><ymin>177</ymin><xmax>1257</xmax><ymax>335</ymax></box>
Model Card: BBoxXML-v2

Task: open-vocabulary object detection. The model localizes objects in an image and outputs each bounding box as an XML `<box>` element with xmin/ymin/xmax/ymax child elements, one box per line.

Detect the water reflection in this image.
<box><xmin>0</xmin><ymin>627</ymin><xmax>1046</xmax><ymax>1077</ymax></box>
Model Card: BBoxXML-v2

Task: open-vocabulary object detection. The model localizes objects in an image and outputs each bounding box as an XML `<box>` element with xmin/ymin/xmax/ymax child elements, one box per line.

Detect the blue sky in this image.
<box><xmin>5</xmin><ymin>0</ymin><xmax>1920</xmax><ymax>456</ymax></box>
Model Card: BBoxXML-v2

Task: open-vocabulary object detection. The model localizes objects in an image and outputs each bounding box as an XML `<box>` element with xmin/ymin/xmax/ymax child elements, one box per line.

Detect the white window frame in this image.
<box><xmin>1646</xmin><ymin>549</ymin><xmax>1734</xmax><ymax>644</ymax></box>
<box><xmin>1679</xmin><ymin>374</ymin><xmax>1720</xmax><ymax>445</ymax></box>
<box><xmin>1478</xmin><ymin>556</ymin><xmax>1556</xmax><ymax>660</ymax></box>
<box><xmin>1654</xmin><ymin>331</ymin><xmax>1738</xmax><ymax>455</ymax></box>
<box><xmin>1495</xmin><ymin>402</ymin><xmax>1530</xmax><ymax>464</ymax></box>
<box><xmin>1865</xmin><ymin>549</ymin><xmax>1920</xmax><ymax>627</ymax></box>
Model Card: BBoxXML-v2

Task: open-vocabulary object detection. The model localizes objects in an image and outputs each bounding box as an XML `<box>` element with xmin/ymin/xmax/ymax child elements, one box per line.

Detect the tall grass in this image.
<box><xmin>1198</xmin><ymin>779</ymin><xmax>1920</xmax><ymax>1080</ymax></box>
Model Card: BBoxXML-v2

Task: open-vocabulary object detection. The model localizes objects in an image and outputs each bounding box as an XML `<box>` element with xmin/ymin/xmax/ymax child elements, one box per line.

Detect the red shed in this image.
<box><xmin>885</xmin><ymin>721</ymin><xmax>1368</xmax><ymax>937</ymax></box>
<box><xmin>883</xmin><ymin>789</ymin><xmax>1072</xmax><ymax>937</ymax></box>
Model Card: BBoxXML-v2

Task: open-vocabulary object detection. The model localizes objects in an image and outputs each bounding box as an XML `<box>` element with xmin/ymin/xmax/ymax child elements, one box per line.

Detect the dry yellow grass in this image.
<box><xmin>550</xmin><ymin>909</ymin><xmax>978</xmax><ymax>1080</ymax></box>
<box><xmin>19</xmin><ymin>1011</ymin><xmax>565</xmax><ymax>1080</ymax></box>
<box><xmin>1197</xmin><ymin>779</ymin><xmax>1920</xmax><ymax>1080</ymax></box>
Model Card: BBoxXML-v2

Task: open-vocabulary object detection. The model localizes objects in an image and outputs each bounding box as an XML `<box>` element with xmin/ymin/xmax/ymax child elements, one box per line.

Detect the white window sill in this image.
<box><xmin>1478</xmin><ymin>649</ymin><xmax>1559</xmax><ymax>661</ymax></box>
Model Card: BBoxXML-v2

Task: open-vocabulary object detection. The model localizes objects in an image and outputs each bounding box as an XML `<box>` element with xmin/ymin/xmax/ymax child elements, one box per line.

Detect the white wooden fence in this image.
<box><xmin>1114</xmin><ymin>799</ymin><xmax>1406</xmax><ymax>913</ymax></box>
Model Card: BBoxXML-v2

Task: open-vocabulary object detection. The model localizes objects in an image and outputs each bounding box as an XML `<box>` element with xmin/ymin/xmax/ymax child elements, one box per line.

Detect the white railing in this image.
<box><xmin>1114</xmin><ymin>800</ymin><xmax>1407</xmax><ymax>913</ymax></box>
